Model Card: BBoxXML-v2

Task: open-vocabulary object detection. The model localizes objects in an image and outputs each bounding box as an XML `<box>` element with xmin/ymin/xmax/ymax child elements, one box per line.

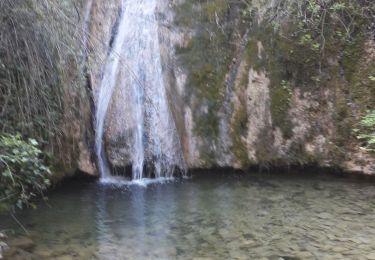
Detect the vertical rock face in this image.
<box><xmin>87</xmin><ymin>0</ymin><xmax>375</xmax><ymax>174</ymax></box>
<box><xmin>168</xmin><ymin>0</ymin><xmax>375</xmax><ymax>173</ymax></box>
<box><xmin>242</xmin><ymin>69</ymin><xmax>272</xmax><ymax>163</ymax></box>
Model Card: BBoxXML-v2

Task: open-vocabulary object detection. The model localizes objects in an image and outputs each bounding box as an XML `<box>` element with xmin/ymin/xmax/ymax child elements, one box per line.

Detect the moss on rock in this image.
<box><xmin>231</xmin><ymin>95</ymin><xmax>251</xmax><ymax>167</ymax></box>
<box><xmin>174</xmin><ymin>0</ymin><xmax>375</xmax><ymax>168</ymax></box>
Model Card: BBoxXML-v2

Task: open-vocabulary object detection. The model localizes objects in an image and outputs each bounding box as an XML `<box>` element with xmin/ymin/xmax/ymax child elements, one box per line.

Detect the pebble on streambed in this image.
<box><xmin>1</xmin><ymin>234</ymin><xmax>38</xmax><ymax>260</ymax></box>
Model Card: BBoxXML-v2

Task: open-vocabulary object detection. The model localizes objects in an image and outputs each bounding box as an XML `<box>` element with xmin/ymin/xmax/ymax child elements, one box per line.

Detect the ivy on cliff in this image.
<box><xmin>356</xmin><ymin>110</ymin><xmax>375</xmax><ymax>152</ymax></box>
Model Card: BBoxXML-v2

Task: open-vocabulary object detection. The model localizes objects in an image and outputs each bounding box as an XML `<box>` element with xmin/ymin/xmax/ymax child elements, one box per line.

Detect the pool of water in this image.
<box><xmin>1</xmin><ymin>173</ymin><xmax>375</xmax><ymax>259</ymax></box>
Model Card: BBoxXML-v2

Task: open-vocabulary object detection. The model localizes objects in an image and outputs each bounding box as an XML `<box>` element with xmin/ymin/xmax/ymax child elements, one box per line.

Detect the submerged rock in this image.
<box><xmin>3</xmin><ymin>248</ymin><xmax>36</xmax><ymax>260</ymax></box>
<box><xmin>317</xmin><ymin>212</ymin><xmax>332</xmax><ymax>220</ymax></box>
<box><xmin>9</xmin><ymin>237</ymin><xmax>34</xmax><ymax>252</ymax></box>
<box><xmin>0</xmin><ymin>233</ymin><xmax>8</xmax><ymax>260</ymax></box>
<box><xmin>0</xmin><ymin>242</ymin><xmax>8</xmax><ymax>260</ymax></box>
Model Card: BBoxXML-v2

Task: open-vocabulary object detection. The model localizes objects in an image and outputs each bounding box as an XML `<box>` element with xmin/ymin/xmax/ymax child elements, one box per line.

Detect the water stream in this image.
<box><xmin>1</xmin><ymin>173</ymin><xmax>375</xmax><ymax>259</ymax></box>
<box><xmin>94</xmin><ymin>0</ymin><xmax>184</xmax><ymax>181</ymax></box>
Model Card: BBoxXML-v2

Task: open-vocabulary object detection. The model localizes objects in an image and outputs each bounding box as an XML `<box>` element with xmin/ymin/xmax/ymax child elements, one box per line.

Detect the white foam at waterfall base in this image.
<box><xmin>95</xmin><ymin>0</ymin><xmax>185</xmax><ymax>181</ymax></box>
<box><xmin>99</xmin><ymin>176</ymin><xmax>176</xmax><ymax>187</ymax></box>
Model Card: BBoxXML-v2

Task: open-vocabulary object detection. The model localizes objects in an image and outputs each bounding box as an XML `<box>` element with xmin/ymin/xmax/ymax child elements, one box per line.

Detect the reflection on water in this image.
<box><xmin>1</xmin><ymin>173</ymin><xmax>375</xmax><ymax>259</ymax></box>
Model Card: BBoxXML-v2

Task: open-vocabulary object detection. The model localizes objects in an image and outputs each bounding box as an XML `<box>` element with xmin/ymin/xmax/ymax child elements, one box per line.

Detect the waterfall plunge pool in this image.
<box><xmin>1</xmin><ymin>172</ymin><xmax>375</xmax><ymax>259</ymax></box>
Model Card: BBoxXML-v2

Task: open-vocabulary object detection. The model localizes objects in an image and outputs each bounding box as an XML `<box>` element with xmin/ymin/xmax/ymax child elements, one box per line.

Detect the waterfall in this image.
<box><xmin>95</xmin><ymin>0</ymin><xmax>185</xmax><ymax>181</ymax></box>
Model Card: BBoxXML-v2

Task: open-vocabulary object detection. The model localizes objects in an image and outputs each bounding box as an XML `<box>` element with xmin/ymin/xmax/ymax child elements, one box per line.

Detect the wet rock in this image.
<box><xmin>268</xmin><ymin>195</ymin><xmax>285</xmax><ymax>202</ymax></box>
<box><xmin>0</xmin><ymin>232</ymin><xmax>8</xmax><ymax>258</ymax></box>
<box><xmin>279</xmin><ymin>257</ymin><xmax>301</xmax><ymax>260</ymax></box>
<box><xmin>243</xmin><ymin>233</ymin><xmax>255</xmax><ymax>240</ymax></box>
<box><xmin>331</xmin><ymin>246</ymin><xmax>348</xmax><ymax>253</ymax></box>
<box><xmin>323</xmin><ymin>253</ymin><xmax>344</xmax><ymax>259</ymax></box>
<box><xmin>54</xmin><ymin>255</ymin><xmax>75</xmax><ymax>260</ymax></box>
<box><xmin>4</xmin><ymin>248</ymin><xmax>36</xmax><ymax>260</ymax></box>
<box><xmin>0</xmin><ymin>241</ymin><xmax>9</xmax><ymax>260</ymax></box>
<box><xmin>257</xmin><ymin>211</ymin><xmax>269</xmax><ymax>217</ymax></box>
<box><xmin>228</xmin><ymin>249</ymin><xmax>248</xmax><ymax>259</ymax></box>
<box><xmin>317</xmin><ymin>212</ymin><xmax>332</xmax><ymax>219</ymax></box>
<box><xmin>312</xmin><ymin>184</ymin><xmax>324</xmax><ymax>190</ymax></box>
<box><xmin>358</xmin><ymin>237</ymin><xmax>371</xmax><ymax>244</ymax></box>
<box><xmin>326</xmin><ymin>233</ymin><xmax>338</xmax><ymax>241</ymax></box>
<box><xmin>54</xmin><ymin>230</ymin><xmax>67</xmax><ymax>236</ymax></box>
<box><xmin>36</xmin><ymin>249</ymin><xmax>52</xmax><ymax>258</ymax></box>
<box><xmin>227</xmin><ymin>240</ymin><xmax>240</xmax><ymax>249</ymax></box>
<box><xmin>268</xmin><ymin>256</ymin><xmax>300</xmax><ymax>260</ymax></box>
<box><xmin>296</xmin><ymin>251</ymin><xmax>313</xmax><ymax>258</ymax></box>
<box><xmin>218</xmin><ymin>229</ymin><xmax>237</xmax><ymax>240</ymax></box>
<box><xmin>9</xmin><ymin>237</ymin><xmax>35</xmax><ymax>252</ymax></box>
<box><xmin>165</xmin><ymin>247</ymin><xmax>177</xmax><ymax>258</ymax></box>
<box><xmin>203</xmin><ymin>234</ymin><xmax>218</xmax><ymax>245</ymax></box>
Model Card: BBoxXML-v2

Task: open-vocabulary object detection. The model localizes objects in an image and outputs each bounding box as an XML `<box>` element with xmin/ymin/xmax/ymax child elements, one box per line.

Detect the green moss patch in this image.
<box><xmin>175</xmin><ymin>0</ymin><xmax>241</xmax><ymax>164</ymax></box>
<box><xmin>231</xmin><ymin>96</ymin><xmax>251</xmax><ymax>167</ymax></box>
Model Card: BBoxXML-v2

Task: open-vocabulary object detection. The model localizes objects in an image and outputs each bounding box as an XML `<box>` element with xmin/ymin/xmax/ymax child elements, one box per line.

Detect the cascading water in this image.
<box><xmin>95</xmin><ymin>0</ymin><xmax>185</xmax><ymax>181</ymax></box>
<box><xmin>95</xmin><ymin>0</ymin><xmax>127</xmax><ymax>179</ymax></box>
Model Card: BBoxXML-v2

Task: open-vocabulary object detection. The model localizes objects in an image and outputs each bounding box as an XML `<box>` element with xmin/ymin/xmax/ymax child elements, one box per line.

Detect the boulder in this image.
<box><xmin>9</xmin><ymin>237</ymin><xmax>34</xmax><ymax>252</ymax></box>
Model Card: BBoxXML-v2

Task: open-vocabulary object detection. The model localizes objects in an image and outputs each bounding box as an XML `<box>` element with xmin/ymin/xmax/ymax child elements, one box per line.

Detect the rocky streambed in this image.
<box><xmin>1</xmin><ymin>172</ymin><xmax>375</xmax><ymax>259</ymax></box>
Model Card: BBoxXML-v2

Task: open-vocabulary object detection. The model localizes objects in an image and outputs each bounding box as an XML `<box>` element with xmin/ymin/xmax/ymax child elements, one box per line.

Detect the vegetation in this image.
<box><xmin>270</xmin><ymin>80</ymin><xmax>293</xmax><ymax>138</ymax></box>
<box><xmin>176</xmin><ymin>0</ymin><xmax>374</xmax><ymax>166</ymax></box>
<box><xmin>0</xmin><ymin>0</ymin><xmax>86</xmax><ymax>147</ymax></box>
<box><xmin>0</xmin><ymin>0</ymin><xmax>373</xmax><ymax>204</ymax></box>
<box><xmin>0</xmin><ymin>0</ymin><xmax>87</xmax><ymax>211</ymax></box>
<box><xmin>255</xmin><ymin>0</ymin><xmax>374</xmax><ymax>53</ymax></box>
<box><xmin>357</xmin><ymin>111</ymin><xmax>375</xmax><ymax>152</ymax></box>
<box><xmin>0</xmin><ymin>134</ymin><xmax>51</xmax><ymax>212</ymax></box>
<box><xmin>175</xmin><ymin>0</ymin><xmax>235</xmax><ymax>164</ymax></box>
<box><xmin>247</xmin><ymin>0</ymin><xmax>374</xmax><ymax>154</ymax></box>
<box><xmin>258</xmin><ymin>0</ymin><xmax>374</xmax><ymax>92</ymax></box>
<box><xmin>231</xmin><ymin>98</ymin><xmax>251</xmax><ymax>167</ymax></box>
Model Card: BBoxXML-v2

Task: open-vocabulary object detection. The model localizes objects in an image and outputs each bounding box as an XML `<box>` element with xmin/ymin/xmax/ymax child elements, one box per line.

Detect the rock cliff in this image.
<box><xmin>86</xmin><ymin>0</ymin><xmax>375</xmax><ymax>174</ymax></box>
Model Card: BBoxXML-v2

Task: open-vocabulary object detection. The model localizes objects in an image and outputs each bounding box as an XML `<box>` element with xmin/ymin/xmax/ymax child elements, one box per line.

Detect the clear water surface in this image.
<box><xmin>1</xmin><ymin>173</ymin><xmax>375</xmax><ymax>259</ymax></box>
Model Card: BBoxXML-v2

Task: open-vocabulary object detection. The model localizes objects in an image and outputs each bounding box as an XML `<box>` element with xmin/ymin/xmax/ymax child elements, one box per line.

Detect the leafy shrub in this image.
<box><xmin>0</xmin><ymin>134</ymin><xmax>51</xmax><ymax>212</ymax></box>
<box><xmin>356</xmin><ymin>110</ymin><xmax>375</xmax><ymax>151</ymax></box>
<box><xmin>241</xmin><ymin>0</ymin><xmax>374</xmax><ymax>64</ymax></box>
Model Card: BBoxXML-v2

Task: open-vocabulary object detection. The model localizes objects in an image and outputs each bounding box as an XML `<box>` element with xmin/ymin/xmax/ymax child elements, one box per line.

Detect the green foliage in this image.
<box><xmin>0</xmin><ymin>134</ymin><xmax>51</xmax><ymax>212</ymax></box>
<box><xmin>270</xmin><ymin>80</ymin><xmax>293</xmax><ymax>138</ymax></box>
<box><xmin>267</xmin><ymin>0</ymin><xmax>374</xmax><ymax>54</ymax></box>
<box><xmin>204</xmin><ymin>0</ymin><xmax>228</xmax><ymax>22</ymax></box>
<box><xmin>248</xmin><ymin>0</ymin><xmax>374</xmax><ymax>143</ymax></box>
<box><xmin>359</xmin><ymin>111</ymin><xmax>375</xmax><ymax>128</ymax></box>
<box><xmin>249</xmin><ymin>0</ymin><xmax>375</xmax><ymax>93</ymax></box>
<box><xmin>356</xmin><ymin>111</ymin><xmax>375</xmax><ymax>151</ymax></box>
<box><xmin>0</xmin><ymin>0</ymin><xmax>86</xmax><ymax>155</ymax></box>
<box><xmin>232</xmin><ymin>98</ymin><xmax>251</xmax><ymax>167</ymax></box>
